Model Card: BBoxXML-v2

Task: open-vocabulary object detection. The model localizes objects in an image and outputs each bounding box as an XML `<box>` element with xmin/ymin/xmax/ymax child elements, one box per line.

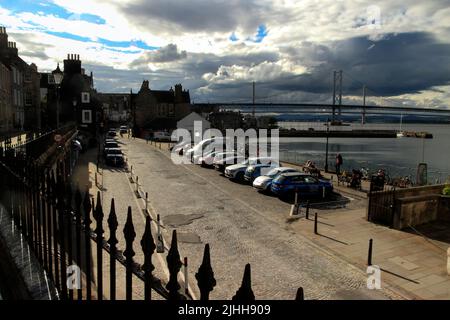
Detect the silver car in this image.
<box><xmin>253</xmin><ymin>167</ymin><xmax>298</xmax><ymax>192</ymax></box>
<box><xmin>224</xmin><ymin>157</ymin><xmax>278</xmax><ymax>181</ymax></box>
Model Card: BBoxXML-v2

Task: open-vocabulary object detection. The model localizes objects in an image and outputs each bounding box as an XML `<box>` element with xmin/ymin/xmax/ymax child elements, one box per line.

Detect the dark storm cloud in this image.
<box><xmin>118</xmin><ymin>0</ymin><xmax>269</xmax><ymax>33</ymax></box>
<box><xmin>131</xmin><ymin>44</ymin><xmax>187</xmax><ymax>66</ymax></box>
<box><xmin>292</xmin><ymin>32</ymin><xmax>450</xmax><ymax>96</ymax></box>
<box><xmin>203</xmin><ymin>32</ymin><xmax>450</xmax><ymax>100</ymax></box>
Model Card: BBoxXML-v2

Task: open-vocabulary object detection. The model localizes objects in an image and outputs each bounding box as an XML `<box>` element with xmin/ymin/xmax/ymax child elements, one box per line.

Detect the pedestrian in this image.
<box><xmin>335</xmin><ymin>153</ymin><xmax>343</xmax><ymax>176</ymax></box>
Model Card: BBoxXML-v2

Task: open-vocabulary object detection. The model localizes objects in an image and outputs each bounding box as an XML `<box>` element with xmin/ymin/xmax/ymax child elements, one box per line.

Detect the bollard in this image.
<box><xmin>136</xmin><ymin>176</ymin><xmax>139</xmax><ymax>193</ymax></box>
<box><xmin>156</xmin><ymin>214</ymin><xmax>164</xmax><ymax>253</ymax></box>
<box><xmin>314</xmin><ymin>212</ymin><xmax>318</xmax><ymax>234</ymax></box>
<box><xmin>184</xmin><ymin>257</ymin><xmax>188</xmax><ymax>295</ymax></box>
<box><xmin>95</xmin><ymin>172</ymin><xmax>98</xmax><ymax>187</ymax></box>
<box><xmin>368</xmin><ymin>238</ymin><xmax>373</xmax><ymax>266</ymax></box>
<box><xmin>305</xmin><ymin>200</ymin><xmax>310</xmax><ymax>219</ymax></box>
<box><xmin>145</xmin><ymin>192</ymin><xmax>148</xmax><ymax>213</ymax></box>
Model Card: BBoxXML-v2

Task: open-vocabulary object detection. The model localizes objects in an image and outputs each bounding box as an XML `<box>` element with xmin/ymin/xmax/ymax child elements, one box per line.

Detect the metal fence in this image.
<box><xmin>367</xmin><ymin>180</ymin><xmax>396</xmax><ymax>227</ymax></box>
<box><xmin>0</xmin><ymin>138</ymin><xmax>303</xmax><ymax>301</ymax></box>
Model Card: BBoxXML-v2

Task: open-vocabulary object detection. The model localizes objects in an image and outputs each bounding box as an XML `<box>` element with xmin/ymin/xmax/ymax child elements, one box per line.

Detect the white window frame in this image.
<box><xmin>81</xmin><ymin>92</ymin><xmax>90</xmax><ymax>103</ymax></box>
<box><xmin>82</xmin><ymin>109</ymin><xmax>92</xmax><ymax>124</ymax></box>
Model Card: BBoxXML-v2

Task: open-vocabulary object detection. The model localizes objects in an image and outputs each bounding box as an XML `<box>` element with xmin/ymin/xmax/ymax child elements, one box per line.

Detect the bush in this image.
<box><xmin>443</xmin><ymin>185</ymin><xmax>450</xmax><ymax>196</ymax></box>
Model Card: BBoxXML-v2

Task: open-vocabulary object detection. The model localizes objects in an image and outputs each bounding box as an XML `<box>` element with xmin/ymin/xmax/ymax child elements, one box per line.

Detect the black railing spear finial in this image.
<box><xmin>107</xmin><ymin>198</ymin><xmax>118</xmax><ymax>300</ymax></box>
<box><xmin>94</xmin><ymin>191</ymin><xmax>104</xmax><ymax>300</ymax></box>
<box><xmin>141</xmin><ymin>215</ymin><xmax>156</xmax><ymax>300</ymax></box>
<box><xmin>295</xmin><ymin>287</ymin><xmax>304</xmax><ymax>300</ymax></box>
<box><xmin>166</xmin><ymin>230</ymin><xmax>182</xmax><ymax>300</ymax></box>
<box><xmin>123</xmin><ymin>206</ymin><xmax>136</xmax><ymax>301</ymax></box>
<box><xmin>195</xmin><ymin>243</ymin><xmax>216</xmax><ymax>301</ymax></box>
<box><xmin>232</xmin><ymin>263</ymin><xmax>255</xmax><ymax>301</ymax></box>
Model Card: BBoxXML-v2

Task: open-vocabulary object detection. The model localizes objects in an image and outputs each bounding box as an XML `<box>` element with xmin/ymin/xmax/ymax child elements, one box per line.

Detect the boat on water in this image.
<box><xmin>396</xmin><ymin>114</ymin><xmax>405</xmax><ymax>137</ymax></box>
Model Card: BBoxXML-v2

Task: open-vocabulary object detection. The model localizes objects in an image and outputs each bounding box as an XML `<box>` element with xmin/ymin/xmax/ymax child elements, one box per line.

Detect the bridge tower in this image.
<box><xmin>252</xmin><ymin>81</ymin><xmax>256</xmax><ymax>117</ymax></box>
<box><xmin>332</xmin><ymin>70</ymin><xmax>343</xmax><ymax>122</ymax></box>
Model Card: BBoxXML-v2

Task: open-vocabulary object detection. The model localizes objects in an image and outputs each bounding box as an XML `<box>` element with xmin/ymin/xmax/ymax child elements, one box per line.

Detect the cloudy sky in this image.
<box><xmin>1</xmin><ymin>0</ymin><xmax>450</xmax><ymax>108</ymax></box>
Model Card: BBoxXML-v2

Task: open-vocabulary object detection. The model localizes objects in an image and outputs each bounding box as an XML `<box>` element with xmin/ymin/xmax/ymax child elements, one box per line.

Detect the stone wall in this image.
<box><xmin>390</xmin><ymin>184</ymin><xmax>448</xmax><ymax>229</ymax></box>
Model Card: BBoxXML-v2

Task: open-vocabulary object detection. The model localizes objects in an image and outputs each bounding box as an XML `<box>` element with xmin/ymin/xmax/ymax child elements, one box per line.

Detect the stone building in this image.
<box><xmin>0</xmin><ymin>60</ymin><xmax>12</xmax><ymax>134</ymax></box>
<box><xmin>0</xmin><ymin>26</ymin><xmax>41</xmax><ymax>132</ymax></box>
<box><xmin>97</xmin><ymin>93</ymin><xmax>132</xmax><ymax>124</ymax></box>
<box><xmin>134</xmin><ymin>80</ymin><xmax>191</xmax><ymax>132</ymax></box>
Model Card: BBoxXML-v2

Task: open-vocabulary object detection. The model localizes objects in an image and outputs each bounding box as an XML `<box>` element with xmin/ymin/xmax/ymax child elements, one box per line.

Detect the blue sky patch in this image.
<box><xmin>1</xmin><ymin>0</ymin><xmax>106</xmax><ymax>24</ymax></box>
<box><xmin>252</xmin><ymin>24</ymin><xmax>268</xmax><ymax>43</ymax></box>
<box><xmin>229</xmin><ymin>32</ymin><xmax>239</xmax><ymax>42</ymax></box>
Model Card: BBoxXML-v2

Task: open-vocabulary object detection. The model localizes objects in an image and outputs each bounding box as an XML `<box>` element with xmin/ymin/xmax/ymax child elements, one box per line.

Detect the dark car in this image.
<box><xmin>107</xmin><ymin>130</ymin><xmax>117</xmax><ymax>137</ymax></box>
<box><xmin>104</xmin><ymin>148</ymin><xmax>122</xmax><ymax>159</ymax></box>
<box><xmin>105</xmin><ymin>154</ymin><xmax>125</xmax><ymax>167</ymax></box>
<box><xmin>104</xmin><ymin>141</ymin><xmax>119</xmax><ymax>152</ymax></box>
<box><xmin>271</xmin><ymin>172</ymin><xmax>333</xmax><ymax>198</ymax></box>
<box><xmin>119</xmin><ymin>126</ymin><xmax>128</xmax><ymax>134</ymax></box>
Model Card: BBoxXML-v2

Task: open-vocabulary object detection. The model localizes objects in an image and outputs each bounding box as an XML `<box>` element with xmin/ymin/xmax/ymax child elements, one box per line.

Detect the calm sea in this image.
<box><xmin>277</xmin><ymin>122</ymin><xmax>450</xmax><ymax>183</ymax></box>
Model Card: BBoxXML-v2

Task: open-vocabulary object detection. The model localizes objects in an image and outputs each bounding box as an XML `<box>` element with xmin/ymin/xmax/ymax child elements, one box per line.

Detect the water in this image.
<box><xmin>277</xmin><ymin>122</ymin><xmax>450</xmax><ymax>184</ymax></box>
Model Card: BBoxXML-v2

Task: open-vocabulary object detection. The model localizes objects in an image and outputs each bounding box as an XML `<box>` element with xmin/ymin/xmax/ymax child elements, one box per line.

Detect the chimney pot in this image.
<box><xmin>67</xmin><ymin>54</ymin><xmax>70</xmax><ymax>59</ymax></box>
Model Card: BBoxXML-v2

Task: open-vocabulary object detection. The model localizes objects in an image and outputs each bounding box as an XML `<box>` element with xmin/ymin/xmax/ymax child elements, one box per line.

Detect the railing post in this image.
<box><xmin>305</xmin><ymin>200</ymin><xmax>310</xmax><ymax>220</ymax></box>
<box><xmin>295</xmin><ymin>287</ymin><xmax>304</xmax><ymax>300</ymax></box>
<box><xmin>314</xmin><ymin>212</ymin><xmax>318</xmax><ymax>235</ymax></box>
<box><xmin>51</xmin><ymin>171</ymin><xmax>61</xmax><ymax>292</ymax></box>
<box><xmin>83</xmin><ymin>191</ymin><xmax>92</xmax><ymax>300</ymax></box>
<box><xmin>46</xmin><ymin>171</ymin><xmax>53</xmax><ymax>280</ymax></box>
<box><xmin>141</xmin><ymin>216</ymin><xmax>156</xmax><ymax>300</ymax></box>
<box><xmin>123</xmin><ymin>207</ymin><xmax>136</xmax><ymax>301</ymax></box>
<box><xmin>195</xmin><ymin>243</ymin><xmax>216</xmax><ymax>301</ymax></box>
<box><xmin>65</xmin><ymin>182</ymin><xmax>74</xmax><ymax>300</ymax></box>
<box><xmin>107</xmin><ymin>198</ymin><xmax>118</xmax><ymax>301</ymax></box>
<box><xmin>57</xmin><ymin>170</ymin><xmax>68</xmax><ymax>300</ymax></box>
<box><xmin>166</xmin><ymin>230</ymin><xmax>182</xmax><ymax>300</ymax></box>
<box><xmin>94</xmin><ymin>191</ymin><xmax>104</xmax><ymax>300</ymax></box>
<box><xmin>40</xmin><ymin>169</ymin><xmax>48</xmax><ymax>272</ymax></box>
<box><xmin>74</xmin><ymin>187</ymin><xmax>83</xmax><ymax>300</ymax></box>
<box><xmin>184</xmin><ymin>257</ymin><xmax>188</xmax><ymax>296</ymax></box>
<box><xmin>232</xmin><ymin>263</ymin><xmax>255</xmax><ymax>301</ymax></box>
<box><xmin>156</xmin><ymin>214</ymin><xmax>164</xmax><ymax>253</ymax></box>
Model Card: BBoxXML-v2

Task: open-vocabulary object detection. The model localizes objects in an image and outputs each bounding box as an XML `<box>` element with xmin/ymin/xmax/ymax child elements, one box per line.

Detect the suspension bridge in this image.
<box><xmin>193</xmin><ymin>70</ymin><xmax>450</xmax><ymax>122</ymax></box>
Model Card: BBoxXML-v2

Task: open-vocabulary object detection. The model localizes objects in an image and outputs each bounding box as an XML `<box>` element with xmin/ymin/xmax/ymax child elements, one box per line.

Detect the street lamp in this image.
<box><xmin>52</xmin><ymin>64</ymin><xmax>64</xmax><ymax>129</ymax></box>
<box><xmin>324</xmin><ymin>118</ymin><xmax>330</xmax><ymax>173</ymax></box>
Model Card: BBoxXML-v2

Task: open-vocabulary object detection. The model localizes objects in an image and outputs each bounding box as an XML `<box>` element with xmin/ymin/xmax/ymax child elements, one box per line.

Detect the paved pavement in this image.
<box><xmin>99</xmin><ymin>137</ymin><xmax>406</xmax><ymax>300</ymax></box>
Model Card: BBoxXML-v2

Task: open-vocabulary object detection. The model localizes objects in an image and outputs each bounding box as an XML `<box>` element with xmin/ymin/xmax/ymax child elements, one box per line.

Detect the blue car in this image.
<box><xmin>271</xmin><ymin>172</ymin><xmax>333</xmax><ymax>198</ymax></box>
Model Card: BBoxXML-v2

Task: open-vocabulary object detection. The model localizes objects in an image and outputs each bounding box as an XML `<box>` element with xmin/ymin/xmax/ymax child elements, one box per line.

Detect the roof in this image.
<box><xmin>280</xmin><ymin>172</ymin><xmax>310</xmax><ymax>177</ymax></box>
<box><xmin>152</xmin><ymin>90</ymin><xmax>175</xmax><ymax>103</ymax></box>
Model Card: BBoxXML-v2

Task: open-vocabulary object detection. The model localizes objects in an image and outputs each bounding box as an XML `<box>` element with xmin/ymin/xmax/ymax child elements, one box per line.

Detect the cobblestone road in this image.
<box><xmin>102</xmin><ymin>137</ymin><xmax>403</xmax><ymax>300</ymax></box>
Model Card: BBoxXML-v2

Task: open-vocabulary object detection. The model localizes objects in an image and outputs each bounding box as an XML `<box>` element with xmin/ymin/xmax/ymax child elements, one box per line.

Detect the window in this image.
<box><xmin>25</xmin><ymin>91</ymin><xmax>32</xmax><ymax>106</ymax></box>
<box><xmin>81</xmin><ymin>92</ymin><xmax>90</xmax><ymax>103</ymax></box>
<box><xmin>48</xmin><ymin>74</ymin><xmax>55</xmax><ymax>84</ymax></box>
<box><xmin>82</xmin><ymin>110</ymin><xmax>92</xmax><ymax>124</ymax></box>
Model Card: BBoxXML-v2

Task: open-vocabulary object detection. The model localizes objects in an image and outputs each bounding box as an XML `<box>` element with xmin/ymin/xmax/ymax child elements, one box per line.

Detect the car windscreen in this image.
<box><xmin>107</xmin><ymin>149</ymin><xmax>122</xmax><ymax>154</ymax></box>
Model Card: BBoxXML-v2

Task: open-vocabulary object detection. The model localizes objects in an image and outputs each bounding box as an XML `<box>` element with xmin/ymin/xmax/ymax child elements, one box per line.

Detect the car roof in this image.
<box><xmin>275</xmin><ymin>167</ymin><xmax>296</xmax><ymax>172</ymax></box>
<box><xmin>280</xmin><ymin>172</ymin><xmax>311</xmax><ymax>177</ymax></box>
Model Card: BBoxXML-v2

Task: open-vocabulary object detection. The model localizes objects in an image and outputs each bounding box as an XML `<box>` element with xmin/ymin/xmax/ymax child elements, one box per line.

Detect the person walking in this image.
<box><xmin>335</xmin><ymin>153</ymin><xmax>343</xmax><ymax>176</ymax></box>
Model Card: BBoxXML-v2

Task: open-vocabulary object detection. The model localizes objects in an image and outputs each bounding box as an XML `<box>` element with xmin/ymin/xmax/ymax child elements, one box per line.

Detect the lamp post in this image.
<box><xmin>325</xmin><ymin>118</ymin><xmax>330</xmax><ymax>173</ymax></box>
<box><xmin>52</xmin><ymin>64</ymin><xmax>64</xmax><ymax>129</ymax></box>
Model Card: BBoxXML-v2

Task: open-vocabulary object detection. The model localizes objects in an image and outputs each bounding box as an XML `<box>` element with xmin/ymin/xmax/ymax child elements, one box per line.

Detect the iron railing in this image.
<box><xmin>0</xmin><ymin>142</ymin><xmax>303</xmax><ymax>301</ymax></box>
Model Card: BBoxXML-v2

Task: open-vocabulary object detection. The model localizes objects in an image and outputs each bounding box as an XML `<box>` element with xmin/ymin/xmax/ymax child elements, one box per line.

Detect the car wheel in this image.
<box><xmin>235</xmin><ymin>171</ymin><xmax>244</xmax><ymax>182</ymax></box>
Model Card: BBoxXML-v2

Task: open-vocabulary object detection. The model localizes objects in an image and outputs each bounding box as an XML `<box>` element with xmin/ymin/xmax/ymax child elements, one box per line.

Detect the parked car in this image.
<box><xmin>104</xmin><ymin>148</ymin><xmax>122</xmax><ymax>158</ymax></box>
<box><xmin>270</xmin><ymin>172</ymin><xmax>333</xmax><ymax>198</ymax></box>
<box><xmin>170</xmin><ymin>141</ymin><xmax>190</xmax><ymax>154</ymax></box>
<box><xmin>153</xmin><ymin>131</ymin><xmax>172</xmax><ymax>142</ymax></box>
<box><xmin>214</xmin><ymin>155</ymin><xmax>246</xmax><ymax>173</ymax></box>
<box><xmin>119</xmin><ymin>126</ymin><xmax>128</xmax><ymax>134</ymax></box>
<box><xmin>104</xmin><ymin>141</ymin><xmax>119</xmax><ymax>152</ymax></box>
<box><xmin>105</xmin><ymin>154</ymin><xmax>125</xmax><ymax>167</ymax></box>
<box><xmin>252</xmin><ymin>167</ymin><xmax>298</xmax><ymax>192</ymax></box>
<box><xmin>198</xmin><ymin>151</ymin><xmax>238</xmax><ymax>167</ymax></box>
<box><xmin>107</xmin><ymin>130</ymin><xmax>117</xmax><ymax>137</ymax></box>
<box><xmin>188</xmin><ymin>137</ymin><xmax>230</xmax><ymax>163</ymax></box>
<box><xmin>244</xmin><ymin>160</ymin><xmax>281</xmax><ymax>183</ymax></box>
<box><xmin>224</xmin><ymin>157</ymin><xmax>278</xmax><ymax>181</ymax></box>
